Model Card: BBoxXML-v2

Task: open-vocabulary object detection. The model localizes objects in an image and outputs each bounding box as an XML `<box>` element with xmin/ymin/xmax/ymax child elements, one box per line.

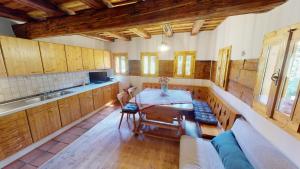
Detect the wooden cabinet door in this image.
<box><xmin>93</xmin><ymin>88</ymin><xmax>104</xmax><ymax>110</ymax></box>
<box><xmin>65</xmin><ymin>45</ymin><xmax>83</xmax><ymax>72</ymax></box>
<box><xmin>0</xmin><ymin>36</ymin><xmax>27</xmax><ymax>76</ymax></box>
<box><xmin>94</xmin><ymin>49</ymin><xmax>104</xmax><ymax>69</ymax></box>
<box><xmin>39</xmin><ymin>42</ymin><xmax>67</xmax><ymax>73</ymax></box>
<box><xmin>0</xmin><ymin>49</ymin><xmax>7</xmax><ymax>77</ymax></box>
<box><xmin>103</xmin><ymin>85</ymin><xmax>112</xmax><ymax>104</ymax></box>
<box><xmin>58</xmin><ymin>95</ymin><xmax>81</xmax><ymax>126</ymax></box>
<box><xmin>79</xmin><ymin>91</ymin><xmax>94</xmax><ymax>116</ymax></box>
<box><xmin>82</xmin><ymin>47</ymin><xmax>95</xmax><ymax>70</ymax></box>
<box><xmin>103</xmin><ymin>50</ymin><xmax>111</xmax><ymax>69</ymax></box>
<box><xmin>27</xmin><ymin>102</ymin><xmax>62</xmax><ymax>142</ymax></box>
<box><xmin>0</xmin><ymin>111</ymin><xmax>32</xmax><ymax>160</ymax></box>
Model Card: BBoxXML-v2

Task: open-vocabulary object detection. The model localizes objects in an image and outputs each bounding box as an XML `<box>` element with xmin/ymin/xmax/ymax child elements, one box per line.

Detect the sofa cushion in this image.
<box><xmin>122</xmin><ymin>103</ymin><xmax>138</xmax><ymax>113</ymax></box>
<box><xmin>180</xmin><ymin>135</ymin><xmax>224</xmax><ymax>169</ymax></box>
<box><xmin>211</xmin><ymin>131</ymin><xmax>254</xmax><ymax>169</ymax></box>
<box><xmin>193</xmin><ymin>100</ymin><xmax>212</xmax><ymax>114</ymax></box>
<box><xmin>232</xmin><ymin>119</ymin><xmax>298</xmax><ymax>169</ymax></box>
<box><xmin>195</xmin><ymin>112</ymin><xmax>218</xmax><ymax>125</ymax></box>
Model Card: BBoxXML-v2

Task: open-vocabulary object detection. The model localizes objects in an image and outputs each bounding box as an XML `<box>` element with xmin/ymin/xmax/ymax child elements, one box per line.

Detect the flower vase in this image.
<box><xmin>161</xmin><ymin>83</ymin><xmax>168</xmax><ymax>96</ymax></box>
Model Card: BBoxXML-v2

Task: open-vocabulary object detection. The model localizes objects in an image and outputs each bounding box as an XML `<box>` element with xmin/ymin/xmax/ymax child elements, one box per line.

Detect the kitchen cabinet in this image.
<box><xmin>0</xmin><ymin>36</ymin><xmax>43</xmax><ymax>76</ymax></box>
<box><xmin>58</xmin><ymin>95</ymin><xmax>81</xmax><ymax>126</ymax></box>
<box><xmin>94</xmin><ymin>49</ymin><xmax>104</xmax><ymax>69</ymax></box>
<box><xmin>103</xmin><ymin>50</ymin><xmax>111</xmax><ymax>69</ymax></box>
<box><xmin>82</xmin><ymin>47</ymin><xmax>95</xmax><ymax>70</ymax></box>
<box><xmin>0</xmin><ymin>111</ymin><xmax>33</xmax><ymax>160</ymax></box>
<box><xmin>0</xmin><ymin>49</ymin><xmax>6</xmax><ymax>77</ymax></box>
<box><xmin>103</xmin><ymin>85</ymin><xmax>112</xmax><ymax>104</ymax></box>
<box><xmin>79</xmin><ymin>91</ymin><xmax>94</xmax><ymax>116</ymax></box>
<box><xmin>111</xmin><ymin>83</ymin><xmax>119</xmax><ymax>101</ymax></box>
<box><xmin>65</xmin><ymin>45</ymin><xmax>83</xmax><ymax>72</ymax></box>
<box><xmin>93</xmin><ymin>87</ymin><xmax>104</xmax><ymax>110</ymax></box>
<box><xmin>39</xmin><ymin>42</ymin><xmax>68</xmax><ymax>73</ymax></box>
<box><xmin>26</xmin><ymin>102</ymin><xmax>61</xmax><ymax>142</ymax></box>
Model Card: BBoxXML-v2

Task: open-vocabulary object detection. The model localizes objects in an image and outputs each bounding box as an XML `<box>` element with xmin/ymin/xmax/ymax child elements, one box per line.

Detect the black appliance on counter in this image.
<box><xmin>89</xmin><ymin>72</ymin><xmax>111</xmax><ymax>84</ymax></box>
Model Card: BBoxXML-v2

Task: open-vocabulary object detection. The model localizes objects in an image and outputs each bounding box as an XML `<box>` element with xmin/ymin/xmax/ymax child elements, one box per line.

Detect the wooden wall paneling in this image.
<box><xmin>39</xmin><ymin>41</ymin><xmax>67</xmax><ymax>73</ymax></box>
<box><xmin>0</xmin><ymin>47</ymin><xmax>7</xmax><ymax>77</ymax></box>
<box><xmin>211</xmin><ymin>61</ymin><xmax>217</xmax><ymax>82</ymax></box>
<box><xmin>128</xmin><ymin>60</ymin><xmax>141</xmax><ymax>76</ymax></box>
<box><xmin>93</xmin><ymin>87</ymin><xmax>104</xmax><ymax>110</ymax></box>
<box><xmin>94</xmin><ymin>49</ymin><xmax>104</xmax><ymax>69</ymax></box>
<box><xmin>194</xmin><ymin>61</ymin><xmax>211</xmax><ymax>79</ymax></box>
<box><xmin>82</xmin><ymin>47</ymin><xmax>95</xmax><ymax>70</ymax></box>
<box><xmin>103</xmin><ymin>50</ymin><xmax>111</xmax><ymax>69</ymax></box>
<box><xmin>159</xmin><ymin>60</ymin><xmax>173</xmax><ymax>77</ymax></box>
<box><xmin>79</xmin><ymin>91</ymin><xmax>94</xmax><ymax>116</ymax></box>
<box><xmin>58</xmin><ymin>95</ymin><xmax>81</xmax><ymax>126</ymax></box>
<box><xmin>26</xmin><ymin>101</ymin><xmax>61</xmax><ymax>142</ymax></box>
<box><xmin>0</xmin><ymin>111</ymin><xmax>33</xmax><ymax>160</ymax></box>
<box><xmin>65</xmin><ymin>45</ymin><xmax>83</xmax><ymax>72</ymax></box>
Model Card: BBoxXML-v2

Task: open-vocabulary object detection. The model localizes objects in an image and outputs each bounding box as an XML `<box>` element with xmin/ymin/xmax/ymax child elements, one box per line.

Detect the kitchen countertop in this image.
<box><xmin>0</xmin><ymin>81</ymin><xmax>119</xmax><ymax>117</ymax></box>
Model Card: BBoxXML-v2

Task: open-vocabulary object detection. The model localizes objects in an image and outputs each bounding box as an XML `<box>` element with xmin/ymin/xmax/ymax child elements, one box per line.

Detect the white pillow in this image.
<box><xmin>179</xmin><ymin>135</ymin><xmax>224</xmax><ymax>169</ymax></box>
<box><xmin>232</xmin><ymin>118</ymin><xmax>298</xmax><ymax>169</ymax></box>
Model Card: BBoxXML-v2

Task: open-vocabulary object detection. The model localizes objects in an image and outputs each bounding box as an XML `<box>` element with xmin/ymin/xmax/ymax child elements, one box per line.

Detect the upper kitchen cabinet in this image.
<box><xmin>39</xmin><ymin>42</ymin><xmax>68</xmax><ymax>74</ymax></box>
<box><xmin>82</xmin><ymin>47</ymin><xmax>95</xmax><ymax>70</ymax></box>
<box><xmin>94</xmin><ymin>49</ymin><xmax>104</xmax><ymax>69</ymax></box>
<box><xmin>65</xmin><ymin>45</ymin><xmax>83</xmax><ymax>72</ymax></box>
<box><xmin>0</xmin><ymin>36</ymin><xmax>43</xmax><ymax>76</ymax></box>
<box><xmin>0</xmin><ymin>49</ymin><xmax>7</xmax><ymax>77</ymax></box>
<box><xmin>103</xmin><ymin>50</ymin><xmax>111</xmax><ymax>69</ymax></box>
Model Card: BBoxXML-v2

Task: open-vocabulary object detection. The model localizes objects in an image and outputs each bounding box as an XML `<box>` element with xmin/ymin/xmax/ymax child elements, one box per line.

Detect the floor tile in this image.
<box><xmin>47</xmin><ymin>142</ymin><xmax>68</xmax><ymax>154</ymax></box>
<box><xmin>20</xmin><ymin>149</ymin><xmax>44</xmax><ymax>163</ymax></box>
<box><xmin>19</xmin><ymin>164</ymin><xmax>37</xmax><ymax>169</ymax></box>
<box><xmin>3</xmin><ymin>160</ymin><xmax>25</xmax><ymax>169</ymax></box>
<box><xmin>29</xmin><ymin>151</ymin><xmax>54</xmax><ymax>167</ymax></box>
<box><xmin>76</xmin><ymin>121</ymin><xmax>96</xmax><ymax>129</ymax></box>
<box><xmin>66</xmin><ymin>127</ymin><xmax>87</xmax><ymax>136</ymax></box>
<box><xmin>38</xmin><ymin>140</ymin><xmax>59</xmax><ymax>152</ymax></box>
<box><xmin>54</xmin><ymin>132</ymin><xmax>80</xmax><ymax>144</ymax></box>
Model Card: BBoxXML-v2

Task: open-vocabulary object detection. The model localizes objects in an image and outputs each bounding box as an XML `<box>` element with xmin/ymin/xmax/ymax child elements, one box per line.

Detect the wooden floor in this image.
<box><xmin>39</xmin><ymin>105</ymin><xmax>180</xmax><ymax>169</ymax></box>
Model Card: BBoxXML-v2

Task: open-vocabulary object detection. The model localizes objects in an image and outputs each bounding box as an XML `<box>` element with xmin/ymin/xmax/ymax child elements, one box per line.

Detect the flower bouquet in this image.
<box><xmin>159</xmin><ymin>77</ymin><xmax>170</xmax><ymax>96</ymax></box>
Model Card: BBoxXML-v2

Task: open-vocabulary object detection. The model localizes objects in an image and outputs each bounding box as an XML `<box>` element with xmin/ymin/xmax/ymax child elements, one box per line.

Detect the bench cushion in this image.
<box><xmin>193</xmin><ymin>100</ymin><xmax>212</xmax><ymax>114</ymax></box>
<box><xmin>122</xmin><ymin>103</ymin><xmax>138</xmax><ymax>113</ymax></box>
<box><xmin>180</xmin><ymin>135</ymin><xmax>224</xmax><ymax>169</ymax></box>
<box><xmin>195</xmin><ymin>113</ymin><xmax>218</xmax><ymax>125</ymax></box>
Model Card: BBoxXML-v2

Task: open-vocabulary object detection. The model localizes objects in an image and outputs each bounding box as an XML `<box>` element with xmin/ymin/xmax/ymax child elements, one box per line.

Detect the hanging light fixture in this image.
<box><xmin>158</xmin><ymin>24</ymin><xmax>171</xmax><ymax>52</ymax></box>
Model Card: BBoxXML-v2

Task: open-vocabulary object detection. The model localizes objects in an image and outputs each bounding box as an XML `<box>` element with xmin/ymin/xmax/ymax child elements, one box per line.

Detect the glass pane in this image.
<box><xmin>185</xmin><ymin>55</ymin><xmax>192</xmax><ymax>76</ymax></box>
<box><xmin>177</xmin><ymin>56</ymin><xmax>183</xmax><ymax>75</ymax></box>
<box><xmin>115</xmin><ymin>57</ymin><xmax>120</xmax><ymax>73</ymax></box>
<box><xmin>150</xmin><ymin>56</ymin><xmax>156</xmax><ymax>75</ymax></box>
<box><xmin>259</xmin><ymin>43</ymin><xmax>281</xmax><ymax>104</ymax></box>
<box><xmin>120</xmin><ymin>56</ymin><xmax>126</xmax><ymax>73</ymax></box>
<box><xmin>277</xmin><ymin>40</ymin><xmax>300</xmax><ymax>115</ymax></box>
<box><xmin>143</xmin><ymin>56</ymin><xmax>149</xmax><ymax>74</ymax></box>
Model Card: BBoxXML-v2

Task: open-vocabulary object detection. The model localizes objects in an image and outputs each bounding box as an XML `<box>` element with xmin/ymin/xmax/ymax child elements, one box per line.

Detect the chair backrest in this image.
<box><xmin>127</xmin><ymin>86</ymin><xmax>137</xmax><ymax>99</ymax></box>
<box><xmin>142</xmin><ymin>105</ymin><xmax>180</xmax><ymax>123</ymax></box>
<box><xmin>117</xmin><ymin>92</ymin><xmax>129</xmax><ymax>108</ymax></box>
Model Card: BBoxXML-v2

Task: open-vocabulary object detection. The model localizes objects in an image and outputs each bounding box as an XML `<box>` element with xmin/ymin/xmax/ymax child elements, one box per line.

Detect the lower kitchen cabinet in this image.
<box><xmin>93</xmin><ymin>87</ymin><xmax>104</xmax><ymax>110</ymax></box>
<box><xmin>79</xmin><ymin>91</ymin><xmax>94</xmax><ymax>116</ymax></box>
<box><xmin>58</xmin><ymin>95</ymin><xmax>81</xmax><ymax>126</ymax></box>
<box><xmin>111</xmin><ymin>83</ymin><xmax>119</xmax><ymax>101</ymax></box>
<box><xmin>103</xmin><ymin>85</ymin><xmax>112</xmax><ymax>104</ymax></box>
<box><xmin>26</xmin><ymin>101</ymin><xmax>62</xmax><ymax>142</ymax></box>
<box><xmin>0</xmin><ymin>111</ymin><xmax>33</xmax><ymax>160</ymax></box>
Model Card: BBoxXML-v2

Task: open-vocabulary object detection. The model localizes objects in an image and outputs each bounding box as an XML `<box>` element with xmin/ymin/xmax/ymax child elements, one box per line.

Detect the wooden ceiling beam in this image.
<box><xmin>81</xmin><ymin>0</ymin><xmax>106</xmax><ymax>9</ymax></box>
<box><xmin>0</xmin><ymin>5</ymin><xmax>33</xmax><ymax>22</ymax></box>
<box><xmin>191</xmin><ymin>20</ymin><xmax>205</xmax><ymax>35</ymax></box>
<box><xmin>81</xmin><ymin>33</ymin><xmax>114</xmax><ymax>42</ymax></box>
<box><xmin>13</xmin><ymin>0</ymin><xmax>65</xmax><ymax>16</ymax></box>
<box><xmin>13</xmin><ymin>0</ymin><xmax>287</xmax><ymax>39</ymax></box>
<box><xmin>128</xmin><ymin>28</ymin><xmax>151</xmax><ymax>39</ymax></box>
<box><xmin>103</xmin><ymin>32</ymin><xmax>131</xmax><ymax>41</ymax></box>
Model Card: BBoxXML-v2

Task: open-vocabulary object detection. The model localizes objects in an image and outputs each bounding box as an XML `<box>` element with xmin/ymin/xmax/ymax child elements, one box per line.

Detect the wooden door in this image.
<box><xmin>58</xmin><ymin>95</ymin><xmax>81</xmax><ymax>126</ymax></box>
<box><xmin>19</xmin><ymin>38</ymin><xmax>44</xmax><ymax>75</ymax></box>
<box><xmin>0</xmin><ymin>49</ymin><xmax>7</xmax><ymax>77</ymax></box>
<box><xmin>0</xmin><ymin>111</ymin><xmax>32</xmax><ymax>160</ymax></box>
<box><xmin>103</xmin><ymin>50</ymin><xmax>111</xmax><ymax>69</ymax></box>
<box><xmin>0</xmin><ymin>36</ymin><xmax>27</xmax><ymax>76</ymax></box>
<box><xmin>39</xmin><ymin>41</ymin><xmax>67</xmax><ymax>73</ymax></box>
<box><xmin>82</xmin><ymin>47</ymin><xmax>95</xmax><ymax>70</ymax></box>
<box><xmin>103</xmin><ymin>85</ymin><xmax>112</xmax><ymax>104</ymax></box>
<box><xmin>27</xmin><ymin>102</ymin><xmax>61</xmax><ymax>142</ymax></box>
<box><xmin>93</xmin><ymin>87</ymin><xmax>104</xmax><ymax>110</ymax></box>
<box><xmin>215</xmin><ymin>47</ymin><xmax>231</xmax><ymax>89</ymax></box>
<box><xmin>79</xmin><ymin>91</ymin><xmax>94</xmax><ymax>116</ymax></box>
<box><xmin>65</xmin><ymin>45</ymin><xmax>83</xmax><ymax>72</ymax></box>
<box><xmin>94</xmin><ymin>49</ymin><xmax>104</xmax><ymax>69</ymax></box>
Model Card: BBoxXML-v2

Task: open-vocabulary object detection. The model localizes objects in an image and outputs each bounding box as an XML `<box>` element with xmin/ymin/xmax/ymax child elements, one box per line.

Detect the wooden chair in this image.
<box><xmin>117</xmin><ymin>92</ymin><xmax>139</xmax><ymax>130</ymax></box>
<box><xmin>127</xmin><ymin>86</ymin><xmax>137</xmax><ymax>99</ymax></box>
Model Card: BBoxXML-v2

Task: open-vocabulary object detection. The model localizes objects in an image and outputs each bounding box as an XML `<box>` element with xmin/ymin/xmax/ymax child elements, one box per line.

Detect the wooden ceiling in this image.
<box><xmin>0</xmin><ymin>0</ymin><xmax>287</xmax><ymax>41</ymax></box>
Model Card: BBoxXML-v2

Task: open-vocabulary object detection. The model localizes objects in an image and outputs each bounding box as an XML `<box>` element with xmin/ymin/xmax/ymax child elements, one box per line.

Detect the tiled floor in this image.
<box><xmin>4</xmin><ymin>104</ymin><xmax>119</xmax><ymax>169</ymax></box>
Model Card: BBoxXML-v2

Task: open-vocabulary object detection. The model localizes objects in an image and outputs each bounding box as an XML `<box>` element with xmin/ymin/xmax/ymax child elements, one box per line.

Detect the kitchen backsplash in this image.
<box><xmin>0</xmin><ymin>72</ymin><xmax>89</xmax><ymax>102</ymax></box>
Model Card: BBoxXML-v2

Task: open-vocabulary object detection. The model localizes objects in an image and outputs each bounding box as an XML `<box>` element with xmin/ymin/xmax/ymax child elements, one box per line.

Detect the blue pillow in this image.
<box><xmin>211</xmin><ymin>131</ymin><xmax>254</xmax><ymax>169</ymax></box>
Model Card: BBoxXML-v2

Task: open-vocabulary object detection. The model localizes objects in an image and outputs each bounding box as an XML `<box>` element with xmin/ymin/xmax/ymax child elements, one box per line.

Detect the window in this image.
<box><xmin>215</xmin><ymin>46</ymin><xmax>231</xmax><ymax>89</ymax></box>
<box><xmin>141</xmin><ymin>52</ymin><xmax>159</xmax><ymax>76</ymax></box>
<box><xmin>114</xmin><ymin>53</ymin><xmax>128</xmax><ymax>75</ymax></box>
<box><xmin>174</xmin><ymin>51</ymin><xmax>196</xmax><ymax>78</ymax></box>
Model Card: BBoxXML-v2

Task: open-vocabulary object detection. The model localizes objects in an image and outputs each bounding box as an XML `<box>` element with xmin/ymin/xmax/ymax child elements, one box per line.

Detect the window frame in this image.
<box><xmin>173</xmin><ymin>51</ymin><xmax>196</xmax><ymax>78</ymax></box>
<box><xmin>141</xmin><ymin>52</ymin><xmax>159</xmax><ymax>77</ymax></box>
<box><xmin>113</xmin><ymin>53</ymin><xmax>128</xmax><ymax>75</ymax></box>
